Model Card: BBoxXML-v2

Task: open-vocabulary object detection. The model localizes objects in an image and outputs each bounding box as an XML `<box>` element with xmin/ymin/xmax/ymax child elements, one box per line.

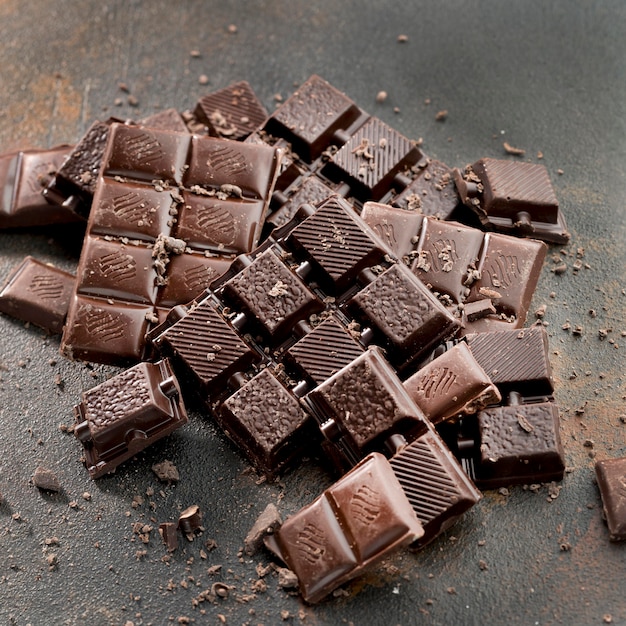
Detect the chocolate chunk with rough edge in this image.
<box><xmin>595</xmin><ymin>457</ymin><xmax>626</xmax><ymax>541</ymax></box>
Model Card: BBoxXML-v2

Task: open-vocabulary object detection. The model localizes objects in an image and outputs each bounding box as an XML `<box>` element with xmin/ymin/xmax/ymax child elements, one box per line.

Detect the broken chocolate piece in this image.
<box><xmin>244</xmin><ymin>502</ymin><xmax>282</xmax><ymax>555</ymax></box>
<box><xmin>159</xmin><ymin>521</ymin><xmax>179</xmax><ymax>551</ymax></box>
<box><xmin>595</xmin><ymin>457</ymin><xmax>626</xmax><ymax>541</ymax></box>
<box><xmin>32</xmin><ymin>466</ymin><xmax>62</xmax><ymax>492</ymax></box>
<box><xmin>178</xmin><ymin>504</ymin><xmax>203</xmax><ymax>535</ymax></box>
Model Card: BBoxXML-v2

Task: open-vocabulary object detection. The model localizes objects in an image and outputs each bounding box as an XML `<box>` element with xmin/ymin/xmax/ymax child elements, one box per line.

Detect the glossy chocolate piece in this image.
<box><xmin>44</xmin><ymin>119</ymin><xmax>118</xmax><ymax>217</ymax></box>
<box><xmin>461</xmin><ymin>394</ymin><xmax>565</xmax><ymax>488</ymax></box>
<box><xmin>73</xmin><ymin>359</ymin><xmax>188</xmax><ymax>479</ymax></box>
<box><xmin>140</xmin><ymin>108</ymin><xmax>189</xmax><ymax>133</ymax></box>
<box><xmin>304</xmin><ymin>347</ymin><xmax>429</xmax><ymax>466</ymax></box>
<box><xmin>595</xmin><ymin>457</ymin><xmax>626</xmax><ymax>541</ymax></box>
<box><xmin>392</xmin><ymin>158</ymin><xmax>459</xmax><ymax>219</ymax></box>
<box><xmin>264</xmin><ymin>74</ymin><xmax>364</xmax><ymax>162</ymax></box>
<box><xmin>403</xmin><ymin>342</ymin><xmax>501</xmax><ymax>424</ymax></box>
<box><xmin>389</xmin><ymin>430</ymin><xmax>482</xmax><ymax>548</ymax></box>
<box><xmin>264</xmin><ymin>453</ymin><xmax>423</xmax><ymax>603</ymax></box>
<box><xmin>194</xmin><ymin>81</ymin><xmax>267</xmax><ymax>141</ymax></box>
<box><xmin>286</xmin><ymin>194</ymin><xmax>394</xmax><ymax>295</ymax></box>
<box><xmin>61</xmin><ymin>123</ymin><xmax>282</xmax><ymax>365</ymax></box>
<box><xmin>464</xmin><ymin>233</ymin><xmax>547</xmax><ymax>331</ymax></box>
<box><xmin>465</xmin><ymin>325</ymin><xmax>554</xmax><ymax>396</ymax></box>
<box><xmin>0</xmin><ymin>145</ymin><xmax>81</xmax><ymax>228</ymax></box>
<box><xmin>217</xmin><ymin>367</ymin><xmax>314</xmax><ymax>476</ymax></box>
<box><xmin>453</xmin><ymin>158</ymin><xmax>570</xmax><ymax>244</ymax></box>
<box><xmin>325</xmin><ymin>115</ymin><xmax>423</xmax><ymax>201</ymax></box>
<box><xmin>348</xmin><ymin>262</ymin><xmax>461</xmax><ymax>369</ymax></box>
<box><xmin>0</xmin><ymin>256</ymin><xmax>75</xmax><ymax>333</ymax></box>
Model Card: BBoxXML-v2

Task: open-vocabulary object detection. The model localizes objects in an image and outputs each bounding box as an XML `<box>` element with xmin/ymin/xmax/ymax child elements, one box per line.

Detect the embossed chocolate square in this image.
<box><xmin>595</xmin><ymin>457</ymin><xmax>626</xmax><ymax>541</ymax></box>
<box><xmin>0</xmin><ymin>256</ymin><xmax>75</xmax><ymax>333</ymax></box>
<box><xmin>61</xmin><ymin>122</ymin><xmax>282</xmax><ymax>365</ymax></box>
<box><xmin>264</xmin><ymin>453</ymin><xmax>423</xmax><ymax>603</ymax></box>
<box><xmin>73</xmin><ymin>359</ymin><xmax>188</xmax><ymax>479</ymax></box>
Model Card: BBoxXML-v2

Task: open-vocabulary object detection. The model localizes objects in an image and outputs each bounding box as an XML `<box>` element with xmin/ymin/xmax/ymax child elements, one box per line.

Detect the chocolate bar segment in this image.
<box><xmin>454</xmin><ymin>158</ymin><xmax>569</xmax><ymax>244</ymax></box>
<box><xmin>194</xmin><ymin>81</ymin><xmax>267</xmax><ymax>141</ymax></box>
<box><xmin>595</xmin><ymin>457</ymin><xmax>626</xmax><ymax>541</ymax></box>
<box><xmin>0</xmin><ymin>256</ymin><xmax>75</xmax><ymax>333</ymax></box>
<box><xmin>217</xmin><ymin>367</ymin><xmax>314</xmax><ymax>476</ymax></box>
<box><xmin>348</xmin><ymin>262</ymin><xmax>461</xmax><ymax>369</ymax></box>
<box><xmin>389</xmin><ymin>429</ymin><xmax>482</xmax><ymax>548</ymax></box>
<box><xmin>73</xmin><ymin>359</ymin><xmax>188</xmax><ymax>478</ymax></box>
<box><xmin>403</xmin><ymin>342</ymin><xmax>501</xmax><ymax>424</ymax></box>
<box><xmin>264</xmin><ymin>453</ymin><xmax>423</xmax><ymax>603</ymax></box>
<box><xmin>465</xmin><ymin>325</ymin><xmax>554</xmax><ymax>396</ymax></box>
<box><xmin>140</xmin><ymin>108</ymin><xmax>189</xmax><ymax>133</ymax></box>
<box><xmin>0</xmin><ymin>145</ymin><xmax>80</xmax><ymax>228</ymax></box>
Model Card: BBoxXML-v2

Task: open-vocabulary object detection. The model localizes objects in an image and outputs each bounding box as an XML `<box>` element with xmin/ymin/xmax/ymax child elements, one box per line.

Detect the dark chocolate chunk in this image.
<box><xmin>216</xmin><ymin>367</ymin><xmax>314</xmax><ymax>476</ymax></box>
<box><xmin>462</xmin><ymin>394</ymin><xmax>565</xmax><ymax>488</ymax></box>
<box><xmin>0</xmin><ymin>256</ymin><xmax>75</xmax><ymax>334</ymax></box>
<box><xmin>0</xmin><ymin>145</ymin><xmax>81</xmax><ymax>228</ymax></box>
<box><xmin>139</xmin><ymin>108</ymin><xmax>189</xmax><ymax>133</ymax></box>
<box><xmin>389</xmin><ymin>429</ymin><xmax>482</xmax><ymax>547</ymax></box>
<box><xmin>32</xmin><ymin>466</ymin><xmax>62</xmax><ymax>492</ymax></box>
<box><xmin>453</xmin><ymin>158</ymin><xmax>570</xmax><ymax>244</ymax></box>
<box><xmin>73</xmin><ymin>359</ymin><xmax>188</xmax><ymax>478</ymax></box>
<box><xmin>159</xmin><ymin>522</ymin><xmax>179</xmax><ymax>552</ymax></box>
<box><xmin>595</xmin><ymin>457</ymin><xmax>626</xmax><ymax>541</ymax></box>
<box><xmin>194</xmin><ymin>81</ymin><xmax>268</xmax><ymax>141</ymax></box>
<box><xmin>178</xmin><ymin>504</ymin><xmax>203</xmax><ymax>535</ymax></box>
<box><xmin>304</xmin><ymin>347</ymin><xmax>428</xmax><ymax>466</ymax></box>
<box><xmin>465</xmin><ymin>325</ymin><xmax>554</xmax><ymax>396</ymax></box>
<box><xmin>243</xmin><ymin>502</ymin><xmax>282</xmax><ymax>556</ymax></box>
<box><xmin>348</xmin><ymin>262</ymin><xmax>461</xmax><ymax>369</ymax></box>
<box><xmin>264</xmin><ymin>453</ymin><xmax>423</xmax><ymax>603</ymax></box>
<box><xmin>402</xmin><ymin>342</ymin><xmax>500</xmax><ymax>424</ymax></box>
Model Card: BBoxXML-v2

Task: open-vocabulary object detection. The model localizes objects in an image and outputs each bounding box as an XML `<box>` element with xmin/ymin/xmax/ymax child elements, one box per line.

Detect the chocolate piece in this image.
<box><xmin>264</xmin><ymin>74</ymin><xmax>363</xmax><ymax>162</ymax></box>
<box><xmin>284</xmin><ymin>314</ymin><xmax>365</xmax><ymax>387</ymax></box>
<box><xmin>464</xmin><ymin>233</ymin><xmax>547</xmax><ymax>331</ymax></box>
<box><xmin>462</xmin><ymin>298</ymin><xmax>496</xmax><ymax>322</ymax></box>
<box><xmin>0</xmin><ymin>256</ymin><xmax>75</xmax><ymax>333</ymax></box>
<box><xmin>243</xmin><ymin>502</ymin><xmax>282</xmax><ymax>556</ymax></box>
<box><xmin>286</xmin><ymin>194</ymin><xmax>394</xmax><ymax>295</ymax></box>
<box><xmin>389</xmin><ymin>430</ymin><xmax>482</xmax><ymax>547</ymax></box>
<box><xmin>139</xmin><ymin>108</ymin><xmax>189</xmax><ymax>133</ymax></box>
<box><xmin>595</xmin><ymin>457</ymin><xmax>626</xmax><ymax>541</ymax></box>
<box><xmin>462</xmin><ymin>393</ymin><xmax>565</xmax><ymax>488</ymax></box>
<box><xmin>0</xmin><ymin>145</ymin><xmax>80</xmax><ymax>228</ymax></box>
<box><xmin>178</xmin><ymin>504</ymin><xmax>203</xmax><ymax>534</ymax></box>
<box><xmin>264</xmin><ymin>453</ymin><xmax>423</xmax><ymax>603</ymax></box>
<box><xmin>61</xmin><ymin>123</ymin><xmax>282</xmax><ymax>365</ymax></box>
<box><xmin>217</xmin><ymin>367</ymin><xmax>314</xmax><ymax>476</ymax></box>
<box><xmin>194</xmin><ymin>81</ymin><xmax>268</xmax><ymax>140</ymax></box>
<box><xmin>453</xmin><ymin>158</ymin><xmax>570</xmax><ymax>244</ymax></box>
<box><xmin>325</xmin><ymin>115</ymin><xmax>423</xmax><ymax>201</ymax></box>
<box><xmin>392</xmin><ymin>158</ymin><xmax>459</xmax><ymax>219</ymax></box>
<box><xmin>73</xmin><ymin>359</ymin><xmax>188</xmax><ymax>478</ymax></box>
<box><xmin>152</xmin><ymin>459</ymin><xmax>180</xmax><ymax>483</ymax></box>
<box><xmin>304</xmin><ymin>347</ymin><xmax>429</xmax><ymax>466</ymax></box>
<box><xmin>465</xmin><ymin>325</ymin><xmax>554</xmax><ymax>396</ymax></box>
<box><xmin>32</xmin><ymin>466</ymin><xmax>62</xmax><ymax>492</ymax></box>
<box><xmin>360</xmin><ymin>201</ymin><xmax>424</xmax><ymax>260</ymax></box>
<box><xmin>159</xmin><ymin>522</ymin><xmax>179</xmax><ymax>551</ymax></box>
<box><xmin>44</xmin><ymin>119</ymin><xmax>118</xmax><ymax>217</ymax></box>
<box><xmin>348</xmin><ymin>262</ymin><xmax>461</xmax><ymax>369</ymax></box>
<box><xmin>403</xmin><ymin>342</ymin><xmax>501</xmax><ymax>424</ymax></box>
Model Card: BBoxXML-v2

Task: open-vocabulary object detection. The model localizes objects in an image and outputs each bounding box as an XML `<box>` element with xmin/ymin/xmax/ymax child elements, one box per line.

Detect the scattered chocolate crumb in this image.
<box><xmin>503</xmin><ymin>141</ymin><xmax>525</xmax><ymax>156</ymax></box>
<box><xmin>82</xmin><ymin>492</ymin><xmax>91</xmax><ymax>501</ymax></box>
<box><xmin>552</xmin><ymin>263</ymin><xmax>567</xmax><ymax>275</ymax></box>
<box><xmin>32</xmin><ymin>466</ymin><xmax>61</xmax><ymax>492</ymax></box>
<box><xmin>447</xmin><ymin>586</ymin><xmax>456</xmax><ymax>594</ymax></box>
<box><xmin>376</xmin><ymin>90</ymin><xmax>388</xmax><ymax>103</ymax></box>
<box><xmin>127</xmin><ymin>94</ymin><xmax>139</xmax><ymax>107</ymax></box>
<box><xmin>243</xmin><ymin>502</ymin><xmax>282</xmax><ymax>555</ymax></box>
<box><xmin>152</xmin><ymin>460</ymin><xmax>180</xmax><ymax>483</ymax></box>
<box><xmin>572</xmin><ymin>325</ymin><xmax>583</xmax><ymax>336</ymax></box>
<box><xmin>537</xmin><ymin>151</ymin><xmax>544</xmax><ymax>159</ymax></box>
<box><xmin>435</xmin><ymin>110</ymin><xmax>448</xmax><ymax>122</ymax></box>
<box><xmin>190</xmin><ymin>49</ymin><xmax>201</xmax><ymax>58</ymax></box>
<box><xmin>198</xmin><ymin>74</ymin><xmax>209</xmax><ymax>86</ymax></box>
<box><xmin>397</xmin><ymin>34</ymin><xmax>408</xmax><ymax>43</ymax></box>
<box><xmin>277</xmin><ymin>567</ymin><xmax>299</xmax><ymax>589</ymax></box>
<box><xmin>178</xmin><ymin>504</ymin><xmax>202</xmax><ymax>535</ymax></box>
<box><xmin>227</xmin><ymin>24</ymin><xmax>238</xmax><ymax>34</ymax></box>
<box><xmin>535</xmin><ymin>304</ymin><xmax>547</xmax><ymax>319</ymax></box>
<box><xmin>118</xmin><ymin>82</ymin><xmax>129</xmax><ymax>93</ymax></box>
<box><xmin>46</xmin><ymin>553</ymin><xmax>58</xmax><ymax>570</ymax></box>
<box><xmin>478</xmin><ymin>559</ymin><xmax>488</xmax><ymax>571</ymax></box>
<box><xmin>159</xmin><ymin>522</ymin><xmax>179</xmax><ymax>552</ymax></box>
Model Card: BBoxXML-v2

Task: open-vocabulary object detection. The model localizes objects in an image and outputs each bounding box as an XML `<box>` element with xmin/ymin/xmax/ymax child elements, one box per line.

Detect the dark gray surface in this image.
<box><xmin>0</xmin><ymin>1</ymin><xmax>625</xmax><ymax>625</ymax></box>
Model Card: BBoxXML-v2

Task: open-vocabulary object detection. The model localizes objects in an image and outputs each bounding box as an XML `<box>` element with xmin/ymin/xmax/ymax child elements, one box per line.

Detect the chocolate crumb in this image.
<box><xmin>277</xmin><ymin>567</ymin><xmax>299</xmax><ymax>589</ymax></box>
<box><xmin>32</xmin><ymin>466</ymin><xmax>61</xmax><ymax>492</ymax></box>
<box><xmin>503</xmin><ymin>141</ymin><xmax>525</xmax><ymax>156</ymax></box>
<box><xmin>435</xmin><ymin>110</ymin><xmax>448</xmax><ymax>122</ymax></box>
<box><xmin>397</xmin><ymin>34</ymin><xmax>408</xmax><ymax>43</ymax></box>
<box><xmin>152</xmin><ymin>460</ymin><xmax>180</xmax><ymax>483</ymax></box>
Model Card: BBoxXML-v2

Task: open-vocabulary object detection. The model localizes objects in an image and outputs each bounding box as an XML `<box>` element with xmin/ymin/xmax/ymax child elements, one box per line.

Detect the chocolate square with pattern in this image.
<box><xmin>326</xmin><ymin>116</ymin><xmax>423</xmax><ymax>200</ymax></box>
<box><xmin>284</xmin><ymin>314</ymin><xmax>365</xmax><ymax>386</ymax></box>
<box><xmin>217</xmin><ymin>367</ymin><xmax>313</xmax><ymax>476</ymax></box>
<box><xmin>221</xmin><ymin>247</ymin><xmax>323</xmax><ymax>341</ymax></box>
<box><xmin>348</xmin><ymin>263</ymin><xmax>461</xmax><ymax>368</ymax></box>
<box><xmin>77</xmin><ymin>236</ymin><xmax>158</xmax><ymax>305</ymax></box>
<box><xmin>286</xmin><ymin>195</ymin><xmax>394</xmax><ymax>295</ymax></box>
<box><xmin>264</xmin><ymin>74</ymin><xmax>362</xmax><ymax>162</ymax></box>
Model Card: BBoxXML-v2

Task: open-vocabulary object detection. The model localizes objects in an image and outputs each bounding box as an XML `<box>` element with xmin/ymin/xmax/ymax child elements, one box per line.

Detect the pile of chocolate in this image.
<box><xmin>1</xmin><ymin>75</ymin><xmax>588</xmax><ymax>603</ymax></box>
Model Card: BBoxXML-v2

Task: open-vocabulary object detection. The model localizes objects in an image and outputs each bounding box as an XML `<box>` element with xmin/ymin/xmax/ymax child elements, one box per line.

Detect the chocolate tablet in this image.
<box><xmin>0</xmin><ymin>256</ymin><xmax>75</xmax><ymax>333</ymax></box>
<box><xmin>402</xmin><ymin>342</ymin><xmax>501</xmax><ymax>424</ymax></box>
<box><xmin>0</xmin><ymin>145</ymin><xmax>80</xmax><ymax>228</ymax></box>
<box><xmin>61</xmin><ymin>122</ymin><xmax>282</xmax><ymax>365</ymax></box>
<box><xmin>264</xmin><ymin>453</ymin><xmax>423</xmax><ymax>603</ymax></box>
<box><xmin>389</xmin><ymin>429</ymin><xmax>482</xmax><ymax>547</ymax></box>
<box><xmin>453</xmin><ymin>158</ymin><xmax>570</xmax><ymax>244</ymax></box>
<box><xmin>595</xmin><ymin>457</ymin><xmax>626</xmax><ymax>541</ymax></box>
<box><xmin>73</xmin><ymin>359</ymin><xmax>188</xmax><ymax>479</ymax></box>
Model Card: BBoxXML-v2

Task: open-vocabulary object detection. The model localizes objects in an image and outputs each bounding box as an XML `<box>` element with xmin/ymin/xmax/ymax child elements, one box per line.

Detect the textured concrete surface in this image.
<box><xmin>0</xmin><ymin>1</ymin><xmax>625</xmax><ymax>624</ymax></box>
